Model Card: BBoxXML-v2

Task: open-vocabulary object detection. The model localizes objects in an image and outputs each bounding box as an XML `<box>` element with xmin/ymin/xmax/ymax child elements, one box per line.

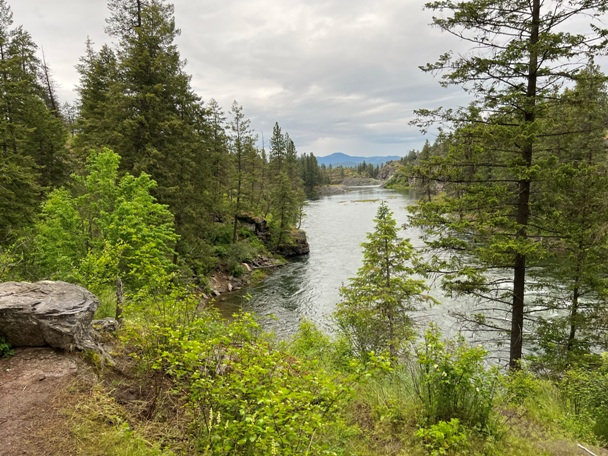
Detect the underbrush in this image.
<box><xmin>63</xmin><ymin>291</ymin><xmax>608</xmax><ymax>455</ymax></box>
<box><xmin>69</xmin><ymin>386</ymin><xmax>176</xmax><ymax>456</ymax></box>
<box><xmin>0</xmin><ymin>336</ymin><xmax>14</xmax><ymax>357</ymax></box>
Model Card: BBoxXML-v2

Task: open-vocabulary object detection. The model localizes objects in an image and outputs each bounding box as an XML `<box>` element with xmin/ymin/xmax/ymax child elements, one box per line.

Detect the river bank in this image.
<box><xmin>203</xmin><ymin>225</ymin><xmax>310</xmax><ymax>305</ymax></box>
<box><xmin>213</xmin><ymin>186</ymin><xmax>436</xmax><ymax>339</ymax></box>
<box><xmin>205</xmin><ymin>255</ymin><xmax>283</xmax><ymax>299</ymax></box>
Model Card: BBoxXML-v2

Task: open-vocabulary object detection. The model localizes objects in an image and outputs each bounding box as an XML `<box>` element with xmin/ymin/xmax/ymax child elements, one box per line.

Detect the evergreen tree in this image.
<box><xmin>229</xmin><ymin>101</ymin><xmax>254</xmax><ymax>243</ymax></box>
<box><xmin>76</xmin><ymin>0</ymin><xmax>215</xmax><ymax>273</ymax></box>
<box><xmin>530</xmin><ymin>69</ymin><xmax>608</xmax><ymax>368</ymax></box>
<box><xmin>0</xmin><ymin>0</ymin><xmax>67</xmax><ymax>242</ymax></box>
<box><xmin>335</xmin><ymin>201</ymin><xmax>431</xmax><ymax>360</ymax></box>
<box><xmin>268</xmin><ymin>123</ymin><xmax>304</xmax><ymax>247</ymax></box>
<box><xmin>205</xmin><ymin>98</ymin><xmax>230</xmax><ymax>217</ymax></box>
<box><xmin>74</xmin><ymin>40</ymin><xmax>120</xmax><ymax>156</ymax></box>
<box><xmin>298</xmin><ymin>153</ymin><xmax>323</xmax><ymax>197</ymax></box>
<box><xmin>412</xmin><ymin>0</ymin><xmax>608</xmax><ymax>368</ymax></box>
<box><xmin>269</xmin><ymin>122</ymin><xmax>286</xmax><ymax>172</ymax></box>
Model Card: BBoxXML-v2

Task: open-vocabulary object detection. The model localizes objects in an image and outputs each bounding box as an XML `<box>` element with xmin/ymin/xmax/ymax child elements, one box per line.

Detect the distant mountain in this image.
<box><xmin>316</xmin><ymin>152</ymin><xmax>401</xmax><ymax>167</ymax></box>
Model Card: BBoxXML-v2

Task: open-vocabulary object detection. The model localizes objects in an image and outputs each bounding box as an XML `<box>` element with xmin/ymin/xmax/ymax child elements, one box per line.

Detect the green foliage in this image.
<box><xmin>562</xmin><ymin>355</ymin><xmax>608</xmax><ymax>442</ymax></box>
<box><xmin>0</xmin><ymin>242</ymin><xmax>24</xmax><ymax>281</ymax></box>
<box><xmin>383</xmin><ymin>164</ymin><xmax>412</xmax><ymax>191</ymax></box>
<box><xmin>356</xmin><ymin>366</ymin><xmax>419</xmax><ymax>430</ymax></box>
<box><xmin>298</xmin><ymin>153</ymin><xmax>325</xmax><ymax>197</ymax></box>
<box><xmin>287</xmin><ymin>321</ymin><xmax>357</xmax><ymax>374</ymax></box>
<box><xmin>416</xmin><ymin>418</ymin><xmax>469</xmax><ymax>456</ymax></box>
<box><xmin>268</xmin><ymin>123</ymin><xmax>305</xmax><ymax>248</ymax></box>
<box><xmin>73</xmin><ymin>2</ymin><xmax>307</xmax><ymax>278</ymax></box>
<box><xmin>32</xmin><ymin>148</ymin><xmax>178</xmax><ymax>300</ymax></box>
<box><xmin>0</xmin><ymin>1</ymin><xmax>67</xmax><ymax>243</ymax></box>
<box><xmin>0</xmin><ymin>336</ymin><xmax>14</xmax><ymax>358</ymax></box>
<box><xmin>414</xmin><ymin>0</ymin><xmax>608</xmax><ymax>369</ymax></box>
<box><xmin>412</xmin><ymin>326</ymin><xmax>498</xmax><ymax>430</ymax></box>
<box><xmin>215</xmin><ymin>238</ymin><xmax>266</xmax><ymax>278</ymax></box>
<box><xmin>132</xmin><ymin>310</ymin><xmax>358</xmax><ymax>455</ymax></box>
<box><xmin>336</xmin><ymin>201</ymin><xmax>432</xmax><ymax>360</ymax></box>
<box><xmin>501</xmin><ymin>369</ymin><xmax>540</xmax><ymax>406</ymax></box>
<box><xmin>527</xmin><ymin>69</ymin><xmax>608</xmax><ymax>367</ymax></box>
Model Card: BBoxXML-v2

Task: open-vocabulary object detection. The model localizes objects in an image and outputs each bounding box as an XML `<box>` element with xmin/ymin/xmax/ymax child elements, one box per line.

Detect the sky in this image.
<box><xmin>8</xmin><ymin>1</ymin><xmax>483</xmax><ymax>156</ymax></box>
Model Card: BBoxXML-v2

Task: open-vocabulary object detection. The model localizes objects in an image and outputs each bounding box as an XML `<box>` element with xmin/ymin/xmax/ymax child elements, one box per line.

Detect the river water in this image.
<box><xmin>217</xmin><ymin>186</ymin><xmax>485</xmax><ymax>347</ymax></box>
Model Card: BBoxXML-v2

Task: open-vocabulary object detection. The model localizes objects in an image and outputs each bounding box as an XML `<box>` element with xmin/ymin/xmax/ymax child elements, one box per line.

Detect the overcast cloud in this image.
<box><xmin>12</xmin><ymin>0</ymin><xmax>474</xmax><ymax>156</ymax></box>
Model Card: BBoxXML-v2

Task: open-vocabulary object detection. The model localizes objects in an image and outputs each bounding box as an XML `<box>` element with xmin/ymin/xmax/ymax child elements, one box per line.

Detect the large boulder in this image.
<box><xmin>276</xmin><ymin>229</ymin><xmax>310</xmax><ymax>257</ymax></box>
<box><xmin>0</xmin><ymin>281</ymin><xmax>99</xmax><ymax>351</ymax></box>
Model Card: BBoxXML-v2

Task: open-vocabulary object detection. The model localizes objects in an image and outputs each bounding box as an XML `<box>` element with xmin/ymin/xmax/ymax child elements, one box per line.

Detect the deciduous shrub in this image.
<box><xmin>412</xmin><ymin>325</ymin><xmax>498</xmax><ymax>430</ymax></box>
<box><xmin>417</xmin><ymin>418</ymin><xmax>470</xmax><ymax>455</ymax></box>
<box><xmin>142</xmin><ymin>311</ymin><xmax>360</xmax><ymax>455</ymax></box>
<box><xmin>562</xmin><ymin>355</ymin><xmax>608</xmax><ymax>442</ymax></box>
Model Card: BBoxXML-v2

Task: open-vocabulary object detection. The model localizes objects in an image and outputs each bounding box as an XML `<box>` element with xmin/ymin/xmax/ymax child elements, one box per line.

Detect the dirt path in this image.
<box><xmin>0</xmin><ymin>348</ymin><xmax>91</xmax><ymax>456</ymax></box>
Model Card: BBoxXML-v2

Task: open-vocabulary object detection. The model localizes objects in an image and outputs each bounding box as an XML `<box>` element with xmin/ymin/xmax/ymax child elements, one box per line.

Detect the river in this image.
<box><xmin>217</xmin><ymin>186</ymin><xmax>484</xmax><ymax>347</ymax></box>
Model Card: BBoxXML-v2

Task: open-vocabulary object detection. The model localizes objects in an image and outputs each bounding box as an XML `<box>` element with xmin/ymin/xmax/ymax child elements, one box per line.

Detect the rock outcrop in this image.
<box><xmin>276</xmin><ymin>229</ymin><xmax>310</xmax><ymax>257</ymax></box>
<box><xmin>236</xmin><ymin>214</ymin><xmax>271</xmax><ymax>244</ymax></box>
<box><xmin>0</xmin><ymin>281</ymin><xmax>99</xmax><ymax>351</ymax></box>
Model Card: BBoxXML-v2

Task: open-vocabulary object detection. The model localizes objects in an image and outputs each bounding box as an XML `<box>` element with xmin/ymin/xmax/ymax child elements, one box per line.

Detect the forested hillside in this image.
<box><xmin>0</xmin><ymin>0</ymin><xmax>309</xmax><ymax>292</ymax></box>
<box><xmin>2</xmin><ymin>0</ymin><xmax>608</xmax><ymax>455</ymax></box>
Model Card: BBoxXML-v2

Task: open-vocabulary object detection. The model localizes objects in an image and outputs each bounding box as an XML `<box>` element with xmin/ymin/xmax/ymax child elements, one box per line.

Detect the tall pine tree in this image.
<box><xmin>412</xmin><ymin>0</ymin><xmax>608</xmax><ymax>368</ymax></box>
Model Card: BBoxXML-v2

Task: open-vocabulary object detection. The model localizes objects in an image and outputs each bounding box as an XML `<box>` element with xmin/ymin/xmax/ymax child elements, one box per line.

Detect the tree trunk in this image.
<box><xmin>509</xmin><ymin>0</ymin><xmax>539</xmax><ymax>370</ymax></box>
<box><xmin>115</xmin><ymin>276</ymin><xmax>124</xmax><ymax>322</ymax></box>
<box><xmin>567</xmin><ymin>286</ymin><xmax>580</xmax><ymax>352</ymax></box>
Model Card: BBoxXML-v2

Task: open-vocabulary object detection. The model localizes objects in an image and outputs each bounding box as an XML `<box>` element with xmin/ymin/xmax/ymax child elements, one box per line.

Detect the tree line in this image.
<box><xmin>0</xmin><ymin>0</ymin><xmax>309</xmax><ymax>290</ymax></box>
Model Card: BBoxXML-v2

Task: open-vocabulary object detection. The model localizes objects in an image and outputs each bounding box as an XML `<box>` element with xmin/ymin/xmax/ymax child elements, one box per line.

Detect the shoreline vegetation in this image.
<box><xmin>1</xmin><ymin>0</ymin><xmax>608</xmax><ymax>454</ymax></box>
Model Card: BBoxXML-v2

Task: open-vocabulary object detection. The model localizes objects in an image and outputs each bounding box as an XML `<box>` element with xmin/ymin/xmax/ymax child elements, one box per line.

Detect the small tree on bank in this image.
<box><xmin>33</xmin><ymin>148</ymin><xmax>178</xmax><ymax>303</ymax></box>
<box><xmin>335</xmin><ymin>202</ymin><xmax>432</xmax><ymax>360</ymax></box>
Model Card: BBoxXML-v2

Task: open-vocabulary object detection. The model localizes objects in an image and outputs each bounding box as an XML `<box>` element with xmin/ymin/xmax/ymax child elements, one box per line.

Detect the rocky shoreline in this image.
<box><xmin>206</xmin><ymin>255</ymin><xmax>282</xmax><ymax>298</ymax></box>
<box><xmin>204</xmin><ymin>227</ymin><xmax>310</xmax><ymax>302</ymax></box>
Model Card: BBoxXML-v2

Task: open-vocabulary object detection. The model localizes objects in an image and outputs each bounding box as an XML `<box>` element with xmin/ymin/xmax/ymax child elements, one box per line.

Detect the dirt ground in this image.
<box><xmin>0</xmin><ymin>348</ymin><xmax>93</xmax><ymax>456</ymax></box>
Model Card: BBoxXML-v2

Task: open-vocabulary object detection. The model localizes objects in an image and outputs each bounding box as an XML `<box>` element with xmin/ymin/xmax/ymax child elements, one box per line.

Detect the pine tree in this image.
<box><xmin>0</xmin><ymin>0</ymin><xmax>67</xmax><ymax>242</ymax></box>
<box><xmin>412</xmin><ymin>0</ymin><xmax>608</xmax><ymax>368</ymax></box>
<box><xmin>205</xmin><ymin>98</ymin><xmax>230</xmax><ymax>217</ymax></box>
<box><xmin>530</xmin><ymin>69</ymin><xmax>608</xmax><ymax>368</ymax></box>
<box><xmin>229</xmin><ymin>101</ymin><xmax>254</xmax><ymax>243</ymax></box>
<box><xmin>335</xmin><ymin>201</ymin><xmax>431</xmax><ymax>360</ymax></box>
<box><xmin>76</xmin><ymin>0</ymin><xmax>215</xmax><ymax>273</ymax></box>
<box><xmin>74</xmin><ymin>40</ymin><xmax>120</xmax><ymax>156</ymax></box>
<box><xmin>267</xmin><ymin>123</ymin><xmax>304</xmax><ymax>247</ymax></box>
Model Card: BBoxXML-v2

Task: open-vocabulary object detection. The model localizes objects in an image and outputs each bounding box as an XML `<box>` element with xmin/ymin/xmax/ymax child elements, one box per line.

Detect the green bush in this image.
<box><xmin>287</xmin><ymin>321</ymin><xmax>354</xmax><ymax>372</ymax></box>
<box><xmin>501</xmin><ymin>369</ymin><xmax>540</xmax><ymax>406</ymax></box>
<box><xmin>215</xmin><ymin>239</ymin><xmax>266</xmax><ymax>277</ymax></box>
<box><xmin>529</xmin><ymin>316</ymin><xmax>593</xmax><ymax>376</ymax></box>
<box><xmin>417</xmin><ymin>418</ymin><xmax>470</xmax><ymax>455</ymax></box>
<box><xmin>0</xmin><ymin>336</ymin><xmax>14</xmax><ymax>358</ymax></box>
<box><xmin>412</xmin><ymin>325</ymin><xmax>498</xmax><ymax>430</ymax></box>
<box><xmin>562</xmin><ymin>355</ymin><xmax>608</xmax><ymax>442</ymax></box>
<box><xmin>139</xmin><ymin>311</ymin><xmax>359</xmax><ymax>455</ymax></box>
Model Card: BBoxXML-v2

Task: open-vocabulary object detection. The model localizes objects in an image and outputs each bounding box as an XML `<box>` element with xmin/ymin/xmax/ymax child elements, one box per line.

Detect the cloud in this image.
<box><xmin>10</xmin><ymin>0</ymin><xmax>471</xmax><ymax>156</ymax></box>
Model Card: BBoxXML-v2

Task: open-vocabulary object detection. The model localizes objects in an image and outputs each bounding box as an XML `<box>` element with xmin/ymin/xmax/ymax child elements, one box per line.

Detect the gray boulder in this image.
<box><xmin>0</xmin><ymin>281</ymin><xmax>99</xmax><ymax>351</ymax></box>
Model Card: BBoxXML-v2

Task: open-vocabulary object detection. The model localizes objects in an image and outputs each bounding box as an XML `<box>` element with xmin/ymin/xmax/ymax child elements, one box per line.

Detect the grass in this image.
<box><xmin>68</xmin><ymin>387</ymin><xmax>175</xmax><ymax>456</ymax></box>
<box><xmin>38</xmin><ymin>314</ymin><xmax>608</xmax><ymax>456</ymax></box>
<box><xmin>93</xmin><ymin>285</ymin><xmax>118</xmax><ymax>319</ymax></box>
